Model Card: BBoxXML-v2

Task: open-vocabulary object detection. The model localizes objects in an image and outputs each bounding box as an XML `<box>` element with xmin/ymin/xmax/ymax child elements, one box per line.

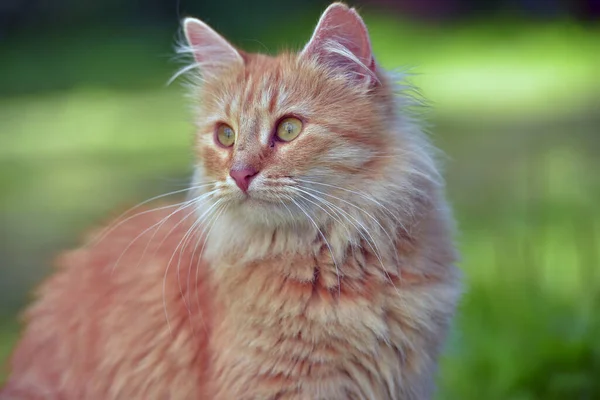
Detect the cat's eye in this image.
<box><xmin>216</xmin><ymin>124</ymin><xmax>235</xmax><ymax>147</ymax></box>
<box><xmin>276</xmin><ymin>117</ymin><xmax>303</xmax><ymax>142</ymax></box>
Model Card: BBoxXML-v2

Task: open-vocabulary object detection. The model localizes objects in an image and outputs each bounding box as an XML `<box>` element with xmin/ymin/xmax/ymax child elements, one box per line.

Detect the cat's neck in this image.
<box><xmin>203</xmin><ymin>199</ymin><xmax>407</xmax><ymax>268</ymax></box>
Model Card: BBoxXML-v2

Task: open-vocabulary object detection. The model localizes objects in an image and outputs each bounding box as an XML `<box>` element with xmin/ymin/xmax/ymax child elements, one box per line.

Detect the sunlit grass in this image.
<box><xmin>367</xmin><ymin>17</ymin><xmax>600</xmax><ymax>118</ymax></box>
<box><xmin>0</xmin><ymin>321</ymin><xmax>18</xmax><ymax>384</ymax></box>
<box><xmin>438</xmin><ymin>229</ymin><xmax>600</xmax><ymax>399</ymax></box>
<box><xmin>0</xmin><ymin>90</ymin><xmax>189</xmax><ymax>159</ymax></box>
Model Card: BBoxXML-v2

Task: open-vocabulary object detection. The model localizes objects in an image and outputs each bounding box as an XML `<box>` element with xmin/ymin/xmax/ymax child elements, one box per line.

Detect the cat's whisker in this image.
<box><xmin>112</xmin><ymin>189</ymin><xmax>217</xmax><ymax>285</ymax></box>
<box><xmin>162</xmin><ymin>198</ymin><xmax>224</xmax><ymax>335</ymax></box>
<box><xmin>326</xmin><ymin>206</ymin><xmax>399</xmax><ymax>296</ymax></box>
<box><xmin>367</xmin><ymin>150</ymin><xmax>414</xmax><ymax>159</ymax></box>
<box><xmin>293</xmin><ymin>191</ymin><xmax>351</xmax><ymax>238</ymax></box>
<box><xmin>136</xmin><ymin>189</ymin><xmax>220</xmax><ymax>273</ymax></box>
<box><xmin>186</xmin><ymin>197</ymin><xmax>225</xmax><ymax>304</ymax></box>
<box><xmin>300</xmin><ymin>185</ymin><xmax>402</xmax><ymax>265</ymax></box>
<box><xmin>287</xmin><ymin>196</ymin><xmax>341</xmax><ymax>296</ymax></box>
<box><xmin>167</xmin><ymin>62</ymin><xmax>202</xmax><ymax>86</ymax></box>
<box><xmin>278</xmin><ymin>198</ymin><xmax>297</xmax><ymax>228</ymax></box>
<box><xmin>91</xmin><ymin>201</ymin><xmax>189</xmax><ymax>249</ymax></box>
<box><xmin>185</xmin><ymin>201</ymin><xmax>226</xmax><ymax>334</ymax></box>
<box><xmin>173</xmin><ymin>214</ymin><xmax>205</xmax><ymax>317</ymax></box>
<box><xmin>187</xmin><ymin>223</ymin><xmax>210</xmax><ymax>316</ymax></box>
<box><xmin>170</xmin><ymin>192</ymin><xmax>221</xmax><ymax>312</ymax></box>
<box><xmin>295</xmin><ymin>178</ymin><xmax>405</xmax><ymax>228</ymax></box>
<box><xmin>110</xmin><ymin>197</ymin><xmax>201</xmax><ymax>277</ymax></box>
<box><xmin>412</xmin><ymin>170</ymin><xmax>443</xmax><ymax>189</ymax></box>
<box><xmin>294</xmin><ymin>191</ymin><xmax>363</xmax><ymax>273</ymax></box>
<box><xmin>322</xmin><ymin>40</ymin><xmax>380</xmax><ymax>84</ymax></box>
<box><xmin>295</xmin><ymin>178</ymin><xmax>388</xmax><ymax>209</ymax></box>
<box><xmin>194</xmin><ymin>203</ymin><xmax>228</xmax><ymax>318</ymax></box>
<box><xmin>159</xmin><ymin>207</ymin><xmax>201</xmax><ymax>337</ymax></box>
<box><xmin>295</xmin><ymin>188</ymin><xmax>399</xmax><ymax>295</ymax></box>
<box><xmin>293</xmin><ymin>191</ymin><xmax>362</xmax><ymax>269</ymax></box>
<box><xmin>296</xmin><ymin>189</ymin><xmax>377</xmax><ymax>251</ymax></box>
<box><xmin>89</xmin><ymin>182</ymin><xmax>217</xmax><ymax>247</ymax></box>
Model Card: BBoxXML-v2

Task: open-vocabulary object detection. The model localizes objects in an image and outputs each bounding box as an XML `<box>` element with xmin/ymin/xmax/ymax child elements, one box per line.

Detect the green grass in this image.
<box><xmin>0</xmin><ymin>321</ymin><xmax>19</xmax><ymax>384</ymax></box>
<box><xmin>367</xmin><ymin>16</ymin><xmax>600</xmax><ymax>120</ymax></box>
<box><xmin>1</xmin><ymin>13</ymin><xmax>599</xmax><ymax>398</ymax></box>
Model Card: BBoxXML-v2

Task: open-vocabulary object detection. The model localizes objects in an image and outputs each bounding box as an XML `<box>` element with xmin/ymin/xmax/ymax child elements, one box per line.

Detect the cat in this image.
<box><xmin>0</xmin><ymin>3</ymin><xmax>461</xmax><ymax>399</ymax></box>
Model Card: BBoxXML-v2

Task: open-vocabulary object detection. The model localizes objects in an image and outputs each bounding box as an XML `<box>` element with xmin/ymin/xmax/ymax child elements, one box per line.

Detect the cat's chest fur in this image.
<box><xmin>208</xmin><ymin>246</ymin><xmax>418</xmax><ymax>400</ymax></box>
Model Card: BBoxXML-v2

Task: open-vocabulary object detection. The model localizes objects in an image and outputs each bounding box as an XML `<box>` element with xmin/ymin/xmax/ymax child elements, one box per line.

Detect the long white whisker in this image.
<box><xmin>174</xmin><ymin>214</ymin><xmax>205</xmax><ymax>316</ymax></box>
<box><xmin>294</xmin><ymin>191</ymin><xmax>360</xmax><ymax>273</ymax></box>
<box><xmin>185</xmin><ymin>201</ymin><xmax>226</xmax><ymax>333</ymax></box>
<box><xmin>110</xmin><ymin>198</ymin><xmax>201</xmax><ymax>276</ymax></box>
<box><xmin>93</xmin><ymin>202</ymin><xmax>188</xmax><ymax>249</ymax></box>
<box><xmin>295</xmin><ymin>178</ymin><xmax>404</xmax><ymax>224</ymax></box>
<box><xmin>296</xmin><ymin>188</ymin><xmax>400</xmax><ymax>295</ymax></box>
<box><xmin>167</xmin><ymin>62</ymin><xmax>201</xmax><ymax>86</ymax></box>
<box><xmin>278</xmin><ymin>198</ymin><xmax>298</xmax><ymax>229</ymax></box>
<box><xmin>194</xmin><ymin>203</ymin><xmax>227</xmax><ymax>314</ymax></box>
<box><xmin>287</xmin><ymin>196</ymin><xmax>341</xmax><ymax>296</ymax></box>
<box><xmin>302</xmin><ymin>189</ymin><xmax>400</xmax><ymax>294</ymax></box>
<box><xmin>173</xmin><ymin>195</ymin><xmax>221</xmax><ymax>314</ymax></box>
<box><xmin>301</xmin><ymin>186</ymin><xmax>402</xmax><ymax>264</ymax></box>
<box><xmin>89</xmin><ymin>182</ymin><xmax>216</xmax><ymax>247</ymax></box>
<box><xmin>136</xmin><ymin>189</ymin><xmax>219</xmax><ymax>272</ymax></box>
<box><xmin>162</xmin><ymin>199</ymin><xmax>223</xmax><ymax>335</ymax></box>
<box><xmin>186</xmin><ymin>201</ymin><xmax>221</xmax><ymax>311</ymax></box>
<box><xmin>293</xmin><ymin>191</ymin><xmax>350</xmax><ymax>237</ymax></box>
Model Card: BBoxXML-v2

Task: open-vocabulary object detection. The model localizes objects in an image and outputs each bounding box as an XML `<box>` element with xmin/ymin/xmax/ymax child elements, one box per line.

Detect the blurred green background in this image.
<box><xmin>1</xmin><ymin>0</ymin><xmax>599</xmax><ymax>398</ymax></box>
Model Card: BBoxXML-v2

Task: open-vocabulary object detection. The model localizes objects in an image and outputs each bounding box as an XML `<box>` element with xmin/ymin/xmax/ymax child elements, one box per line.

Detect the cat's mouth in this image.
<box><xmin>240</xmin><ymin>192</ymin><xmax>286</xmax><ymax>205</ymax></box>
<box><xmin>220</xmin><ymin>187</ymin><xmax>283</xmax><ymax>206</ymax></box>
<box><xmin>228</xmin><ymin>177</ymin><xmax>297</xmax><ymax>203</ymax></box>
<box><xmin>243</xmin><ymin>197</ymin><xmax>275</xmax><ymax>207</ymax></box>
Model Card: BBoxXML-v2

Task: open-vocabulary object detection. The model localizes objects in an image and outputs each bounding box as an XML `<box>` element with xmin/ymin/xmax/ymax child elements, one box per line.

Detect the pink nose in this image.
<box><xmin>229</xmin><ymin>166</ymin><xmax>258</xmax><ymax>192</ymax></box>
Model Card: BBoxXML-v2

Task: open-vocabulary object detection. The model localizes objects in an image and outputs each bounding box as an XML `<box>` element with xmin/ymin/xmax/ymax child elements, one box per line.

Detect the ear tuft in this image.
<box><xmin>181</xmin><ymin>17</ymin><xmax>243</xmax><ymax>78</ymax></box>
<box><xmin>301</xmin><ymin>3</ymin><xmax>376</xmax><ymax>84</ymax></box>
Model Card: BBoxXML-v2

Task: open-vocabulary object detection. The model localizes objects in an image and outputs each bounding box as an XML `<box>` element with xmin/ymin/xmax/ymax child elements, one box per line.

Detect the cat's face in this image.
<box><xmin>184</xmin><ymin>4</ymin><xmax>398</xmax><ymax>226</ymax></box>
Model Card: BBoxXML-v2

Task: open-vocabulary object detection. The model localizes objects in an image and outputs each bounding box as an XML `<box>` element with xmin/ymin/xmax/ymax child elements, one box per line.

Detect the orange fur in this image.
<box><xmin>1</xmin><ymin>208</ymin><xmax>213</xmax><ymax>399</ymax></box>
<box><xmin>1</xmin><ymin>3</ymin><xmax>461</xmax><ymax>399</ymax></box>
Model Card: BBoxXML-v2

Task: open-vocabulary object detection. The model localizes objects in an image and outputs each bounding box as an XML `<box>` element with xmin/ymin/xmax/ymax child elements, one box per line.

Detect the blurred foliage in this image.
<box><xmin>0</xmin><ymin>2</ymin><xmax>599</xmax><ymax>399</ymax></box>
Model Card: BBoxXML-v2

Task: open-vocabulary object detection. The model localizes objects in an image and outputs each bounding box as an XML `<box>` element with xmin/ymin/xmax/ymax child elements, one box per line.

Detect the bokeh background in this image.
<box><xmin>1</xmin><ymin>0</ymin><xmax>599</xmax><ymax>398</ymax></box>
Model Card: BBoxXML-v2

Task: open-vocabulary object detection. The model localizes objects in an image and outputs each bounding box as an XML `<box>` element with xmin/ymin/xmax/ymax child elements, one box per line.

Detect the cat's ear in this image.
<box><xmin>182</xmin><ymin>18</ymin><xmax>244</xmax><ymax>77</ymax></box>
<box><xmin>301</xmin><ymin>3</ymin><xmax>376</xmax><ymax>84</ymax></box>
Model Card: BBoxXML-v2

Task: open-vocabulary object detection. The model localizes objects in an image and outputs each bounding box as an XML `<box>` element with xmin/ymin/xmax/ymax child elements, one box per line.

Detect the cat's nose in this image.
<box><xmin>229</xmin><ymin>166</ymin><xmax>258</xmax><ymax>193</ymax></box>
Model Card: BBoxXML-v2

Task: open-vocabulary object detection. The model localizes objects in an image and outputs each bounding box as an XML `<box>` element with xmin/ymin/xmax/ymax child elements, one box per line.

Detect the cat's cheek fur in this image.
<box><xmin>201</xmin><ymin>145</ymin><xmax>230</xmax><ymax>180</ymax></box>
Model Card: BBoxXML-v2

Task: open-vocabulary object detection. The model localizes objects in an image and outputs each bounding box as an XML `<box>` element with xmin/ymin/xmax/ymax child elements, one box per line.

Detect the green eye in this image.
<box><xmin>216</xmin><ymin>124</ymin><xmax>235</xmax><ymax>147</ymax></box>
<box><xmin>276</xmin><ymin>117</ymin><xmax>303</xmax><ymax>142</ymax></box>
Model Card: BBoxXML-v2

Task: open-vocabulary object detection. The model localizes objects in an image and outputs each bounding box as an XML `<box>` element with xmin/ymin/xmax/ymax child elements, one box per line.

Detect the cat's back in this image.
<box><xmin>1</xmin><ymin>205</ymin><xmax>213</xmax><ymax>399</ymax></box>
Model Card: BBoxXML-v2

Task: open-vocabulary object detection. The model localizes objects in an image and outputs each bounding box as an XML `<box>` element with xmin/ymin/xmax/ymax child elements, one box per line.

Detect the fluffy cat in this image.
<box><xmin>1</xmin><ymin>3</ymin><xmax>461</xmax><ymax>399</ymax></box>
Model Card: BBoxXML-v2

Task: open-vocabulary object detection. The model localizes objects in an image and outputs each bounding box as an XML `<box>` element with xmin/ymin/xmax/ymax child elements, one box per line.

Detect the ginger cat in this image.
<box><xmin>1</xmin><ymin>3</ymin><xmax>461</xmax><ymax>399</ymax></box>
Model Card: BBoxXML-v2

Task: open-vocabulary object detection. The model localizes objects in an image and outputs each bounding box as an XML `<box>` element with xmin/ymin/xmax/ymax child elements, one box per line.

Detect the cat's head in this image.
<box><xmin>181</xmin><ymin>3</ymin><xmax>435</xmax><ymax>230</ymax></box>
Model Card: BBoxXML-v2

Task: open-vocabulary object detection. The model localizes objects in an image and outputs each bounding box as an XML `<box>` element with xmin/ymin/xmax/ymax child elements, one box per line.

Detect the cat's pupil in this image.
<box><xmin>284</xmin><ymin>123</ymin><xmax>293</xmax><ymax>134</ymax></box>
<box><xmin>225</xmin><ymin>128</ymin><xmax>232</xmax><ymax>138</ymax></box>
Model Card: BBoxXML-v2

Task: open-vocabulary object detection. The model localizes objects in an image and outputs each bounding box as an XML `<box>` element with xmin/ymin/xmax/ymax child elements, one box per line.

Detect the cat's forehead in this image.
<box><xmin>202</xmin><ymin>53</ymin><xmax>323</xmax><ymax>118</ymax></box>
<box><xmin>242</xmin><ymin>52</ymin><xmax>284</xmax><ymax>75</ymax></box>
